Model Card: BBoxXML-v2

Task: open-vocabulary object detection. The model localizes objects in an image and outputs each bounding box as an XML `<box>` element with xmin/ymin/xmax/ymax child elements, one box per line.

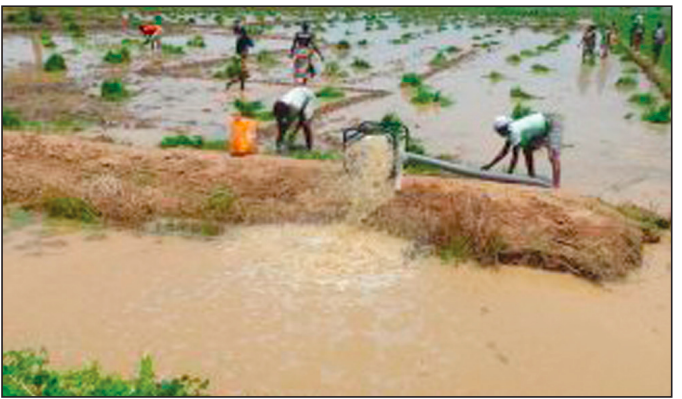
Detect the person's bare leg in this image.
<box><xmin>524</xmin><ymin>148</ymin><xmax>536</xmax><ymax>177</ymax></box>
<box><xmin>549</xmin><ymin>148</ymin><xmax>561</xmax><ymax>188</ymax></box>
<box><xmin>302</xmin><ymin>120</ymin><xmax>313</xmax><ymax>150</ymax></box>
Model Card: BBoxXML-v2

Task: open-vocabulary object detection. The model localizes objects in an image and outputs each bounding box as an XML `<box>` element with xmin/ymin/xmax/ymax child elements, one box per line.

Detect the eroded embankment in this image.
<box><xmin>3</xmin><ymin>133</ymin><xmax>648</xmax><ymax>280</ymax></box>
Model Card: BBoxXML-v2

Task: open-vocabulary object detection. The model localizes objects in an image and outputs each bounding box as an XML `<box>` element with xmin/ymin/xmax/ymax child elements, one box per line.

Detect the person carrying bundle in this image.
<box><xmin>290</xmin><ymin>21</ymin><xmax>324</xmax><ymax>85</ymax></box>
<box><xmin>482</xmin><ymin>113</ymin><xmax>562</xmax><ymax>189</ymax></box>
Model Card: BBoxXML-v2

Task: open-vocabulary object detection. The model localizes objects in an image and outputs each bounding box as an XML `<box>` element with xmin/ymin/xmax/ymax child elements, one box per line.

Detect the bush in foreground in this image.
<box><xmin>2</xmin><ymin>349</ymin><xmax>209</xmax><ymax>396</ymax></box>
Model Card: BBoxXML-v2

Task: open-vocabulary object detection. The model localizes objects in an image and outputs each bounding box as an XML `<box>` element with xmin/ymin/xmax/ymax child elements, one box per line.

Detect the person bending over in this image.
<box><xmin>272</xmin><ymin>87</ymin><xmax>318</xmax><ymax>152</ymax></box>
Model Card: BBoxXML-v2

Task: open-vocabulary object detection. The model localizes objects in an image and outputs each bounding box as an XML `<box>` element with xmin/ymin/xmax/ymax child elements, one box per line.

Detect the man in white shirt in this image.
<box><xmin>273</xmin><ymin>87</ymin><xmax>318</xmax><ymax>152</ymax></box>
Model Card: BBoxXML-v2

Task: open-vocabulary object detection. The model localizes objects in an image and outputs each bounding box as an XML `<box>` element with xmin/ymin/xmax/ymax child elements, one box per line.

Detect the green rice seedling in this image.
<box><xmin>642</xmin><ymin>103</ymin><xmax>671</xmax><ymax>124</ymax></box>
<box><xmin>509</xmin><ymin>86</ymin><xmax>537</xmax><ymax>100</ymax></box>
<box><xmin>511</xmin><ymin>102</ymin><xmax>534</xmax><ymax>120</ymax></box>
<box><xmin>615</xmin><ymin>75</ymin><xmax>638</xmax><ymax>89</ymax></box>
<box><xmin>351</xmin><ymin>57</ymin><xmax>371</xmax><ymax>70</ymax></box>
<box><xmin>483</xmin><ymin>70</ymin><xmax>504</xmax><ymax>82</ymax></box>
<box><xmin>429</xmin><ymin>51</ymin><xmax>448</xmax><ymax>68</ymax></box>
<box><xmin>628</xmin><ymin>92</ymin><xmax>658</xmax><ymax>107</ymax></box>
<box><xmin>201</xmin><ymin>139</ymin><xmax>227</xmax><ymax>150</ymax></box>
<box><xmin>41</xmin><ymin>31</ymin><xmax>56</xmax><ymax>48</ymax></box>
<box><xmin>103</xmin><ymin>47</ymin><xmax>131</xmax><ymax>64</ymax></box>
<box><xmin>161</xmin><ymin>44</ymin><xmax>185</xmax><ymax>55</ymax></box>
<box><xmin>288</xmin><ymin>149</ymin><xmax>341</xmax><ymax>160</ymax></box>
<box><xmin>255</xmin><ymin>50</ymin><xmax>279</xmax><ymax>68</ymax></box>
<box><xmin>520</xmin><ymin>49</ymin><xmax>536</xmax><ymax>57</ymax></box>
<box><xmin>160</xmin><ymin>135</ymin><xmax>204</xmax><ymax>148</ymax></box>
<box><xmin>3</xmin><ymin>108</ymin><xmax>23</xmax><ymax>128</ymax></box>
<box><xmin>44</xmin><ymin>53</ymin><xmax>67</xmax><ymax>72</ymax></box>
<box><xmin>100</xmin><ymin>79</ymin><xmax>129</xmax><ymax>101</ymax></box>
<box><xmin>445</xmin><ymin>45</ymin><xmax>461</xmax><ymax>53</ymax></box>
<box><xmin>531</xmin><ymin>63</ymin><xmax>551</xmax><ymax>73</ymax></box>
<box><xmin>215</xmin><ymin>14</ymin><xmax>224</xmax><ymax>25</ymax></box>
<box><xmin>66</xmin><ymin>21</ymin><xmax>84</xmax><ymax>38</ymax></box>
<box><xmin>401</xmin><ymin>73</ymin><xmax>423</xmax><ymax>87</ymax></box>
<box><xmin>214</xmin><ymin>56</ymin><xmax>243</xmax><ymax>80</ymax></box>
<box><xmin>233</xmin><ymin>99</ymin><xmax>272</xmax><ymax>121</ymax></box>
<box><xmin>623</xmin><ymin>66</ymin><xmax>639</xmax><ymax>74</ymax></box>
<box><xmin>505</xmin><ymin>54</ymin><xmax>522</xmax><ymax>64</ymax></box>
<box><xmin>322</xmin><ymin>61</ymin><xmax>349</xmax><ymax>79</ymax></box>
<box><xmin>472</xmin><ymin>34</ymin><xmax>482</xmax><ymax>40</ymax></box>
<box><xmin>121</xmin><ymin>38</ymin><xmax>142</xmax><ymax>47</ymax></box>
<box><xmin>411</xmin><ymin>85</ymin><xmax>452</xmax><ymax>107</ymax></box>
<box><xmin>187</xmin><ymin>34</ymin><xmax>206</xmax><ymax>48</ymax></box>
<box><xmin>335</xmin><ymin>40</ymin><xmax>351</xmax><ymax>50</ymax></box>
<box><xmin>43</xmin><ymin>197</ymin><xmax>100</xmax><ymax>223</ymax></box>
<box><xmin>315</xmin><ymin>86</ymin><xmax>346</xmax><ymax>100</ymax></box>
<box><xmin>357</xmin><ymin>39</ymin><xmax>369</xmax><ymax>46</ymax></box>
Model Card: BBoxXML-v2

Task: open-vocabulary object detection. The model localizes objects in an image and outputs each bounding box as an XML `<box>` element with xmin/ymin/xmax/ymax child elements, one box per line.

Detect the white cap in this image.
<box><xmin>493</xmin><ymin>116</ymin><xmax>512</xmax><ymax>132</ymax></box>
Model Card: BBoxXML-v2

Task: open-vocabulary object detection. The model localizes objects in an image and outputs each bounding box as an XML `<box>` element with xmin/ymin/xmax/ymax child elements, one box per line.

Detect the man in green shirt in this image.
<box><xmin>482</xmin><ymin>113</ymin><xmax>562</xmax><ymax>188</ymax></box>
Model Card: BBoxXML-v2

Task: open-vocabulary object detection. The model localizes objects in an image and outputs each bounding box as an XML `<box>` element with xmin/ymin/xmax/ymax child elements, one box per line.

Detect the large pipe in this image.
<box><xmin>403</xmin><ymin>152</ymin><xmax>552</xmax><ymax>188</ymax></box>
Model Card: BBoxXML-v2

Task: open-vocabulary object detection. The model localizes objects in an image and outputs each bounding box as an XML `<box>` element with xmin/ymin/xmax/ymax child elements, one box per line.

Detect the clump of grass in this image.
<box><xmin>335</xmin><ymin>40</ymin><xmax>351</xmax><ymax>50</ymax></box>
<box><xmin>411</xmin><ymin>85</ymin><xmax>452</xmax><ymax>107</ymax></box>
<box><xmin>214</xmin><ymin>56</ymin><xmax>243</xmax><ymax>80</ymax></box>
<box><xmin>642</xmin><ymin>103</ymin><xmax>671</xmax><ymax>124</ymax></box>
<box><xmin>255</xmin><ymin>50</ymin><xmax>279</xmax><ymax>68</ymax></box>
<box><xmin>400</xmin><ymin>72</ymin><xmax>423</xmax><ymax>87</ymax></box>
<box><xmin>357</xmin><ymin>39</ymin><xmax>369</xmax><ymax>46</ymax></box>
<box><xmin>160</xmin><ymin>135</ymin><xmax>204</xmax><ymax>149</ymax></box>
<box><xmin>628</xmin><ymin>92</ymin><xmax>658</xmax><ymax>107</ymax></box>
<box><xmin>204</xmin><ymin>186</ymin><xmax>236</xmax><ymax>219</ymax></box>
<box><xmin>429</xmin><ymin>51</ymin><xmax>448</xmax><ymax>68</ymax></box>
<box><xmin>511</xmin><ymin>102</ymin><xmax>534</xmax><ymax>120</ymax></box>
<box><xmin>3</xmin><ymin>108</ymin><xmax>23</xmax><ymax>128</ymax></box>
<box><xmin>444</xmin><ymin>45</ymin><xmax>460</xmax><ymax>53</ymax></box>
<box><xmin>623</xmin><ymin>66</ymin><xmax>639</xmax><ymax>74</ymax></box>
<box><xmin>505</xmin><ymin>54</ymin><xmax>522</xmax><ymax>64</ymax></box>
<box><xmin>44</xmin><ymin>53</ymin><xmax>67</xmax><ymax>72</ymax></box>
<box><xmin>121</xmin><ymin>38</ymin><xmax>141</xmax><ymax>47</ymax></box>
<box><xmin>615</xmin><ymin>75</ymin><xmax>638</xmax><ymax>89</ymax></box>
<box><xmin>161</xmin><ymin>44</ymin><xmax>185</xmax><ymax>55</ymax></box>
<box><xmin>43</xmin><ymin>197</ymin><xmax>100</xmax><ymax>223</ymax></box>
<box><xmin>186</xmin><ymin>34</ymin><xmax>206</xmax><ymax>48</ymax></box>
<box><xmin>232</xmin><ymin>99</ymin><xmax>272</xmax><ymax>121</ymax></box>
<box><xmin>351</xmin><ymin>57</ymin><xmax>371</xmax><ymax>70</ymax></box>
<box><xmin>531</xmin><ymin>63</ymin><xmax>551</xmax><ymax>73</ymax></box>
<box><xmin>322</xmin><ymin>61</ymin><xmax>348</xmax><ymax>80</ymax></box>
<box><xmin>483</xmin><ymin>70</ymin><xmax>504</xmax><ymax>82</ymax></box>
<box><xmin>315</xmin><ymin>86</ymin><xmax>345</xmax><ymax>100</ymax></box>
<box><xmin>103</xmin><ymin>47</ymin><xmax>131</xmax><ymax>64</ymax></box>
<box><xmin>510</xmin><ymin>86</ymin><xmax>537</xmax><ymax>100</ymax></box>
<box><xmin>201</xmin><ymin>139</ymin><xmax>227</xmax><ymax>150</ymax></box>
<box><xmin>613</xmin><ymin>202</ymin><xmax>670</xmax><ymax>242</ymax></box>
<box><xmin>288</xmin><ymin>149</ymin><xmax>341</xmax><ymax>160</ymax></box>
<box><xmin>100</xmin><ymin>79</ymin><xmax>130</xmax><ymax>101</ymax></box>
<box><xmin>520</xmin><ymin>49</ymin><xmax>536</xmax><ymax>58</ymax></box>
<box><xmin>41</xmin><ymin>31</ymin><xmax>56</xmax><ymax>48</ymax></box>
<box><xmin>66</xmin><ymin>21</ymin><xmax>84</xmax><ymax>38</ymax></box>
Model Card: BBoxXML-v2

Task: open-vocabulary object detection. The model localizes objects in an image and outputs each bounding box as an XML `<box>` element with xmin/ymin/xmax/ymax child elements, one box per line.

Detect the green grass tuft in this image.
<box><xmin>642</xmin><ymin>103</ymin><xmax>671</xmax><ymax>124</ymax></box>
<box><xmin>483</xmin><ymin>70</ymin><xmax>504</xmax><ymax>82</ymax></box>
<box><xmin>351</xmin><ymin>58</ymin><xmax>372</xmax><ymax>70</ymax></box>
<box><xmin>400</xmin><ymin>73</ymin><xmax>423</xmax><ymax>87</ymax></box>
<box><xmin>186</xmin><ymin>34</ymin><xmax>206</xmax><ymax>48</ymax></box>
<box><xmin>505</xmin><ymin>54</ymin><xmax>522</xmax><ymax>64</ymax></box>
<box><xmin>43</xmin><ymin>197</ymin><xmax>100</xmax><ymax>223</ymax></box>
<box><xmin>100</xmin><ymin>79</ymin><xmax>130</xmax><ymax>101</ymax></box>
<box><xmin>509</xmin><ymin>86</ymin><xmax>537</xmax><ymax>100</ymax></box>
<box><xmin>531</xmin><ymin>63</ymin><xmax>551</xmax><ymax>73</ymax></box>
<box><xmin>615</xmin><ymin>75</ymin><xmax>638</xmax><ymax>89</ymax></box>
<box><xmin>511</xmin><ymin>102</ymin><xmax>534</xmax><ymax>120</ymax></box>
<box><xmin>160</xmin><ymin>135</ymin><xmax>204</xmax><ymax>149</ymax></box>
<box><xmin>628</xmin><ymin>92</ymin><xmax>658</xmax><ymax>107</ymax></box>
<box><xmin>3</xmin><ymin>108</ymin><xmax>23</xmax><ymax>128</ymax></box>
<box><xmin>103</xmin><ymin>47</ymin><xmax>131</xmax><ymax>64</ymax></box>
<box><xmin>44</xmin><ymin>53</ymin><xmax>67</xmax><ymax>72</ymax></box>
<box><xmin>315</xmin><ymin>86</ymin><xmax>346</xmax><ymax>100</ymax></box>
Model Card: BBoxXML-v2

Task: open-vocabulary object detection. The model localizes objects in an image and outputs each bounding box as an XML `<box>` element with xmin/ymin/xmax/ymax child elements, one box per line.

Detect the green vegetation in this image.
<box><xmin>510</xmin><ymin>86</ymin><xmax>538</xmax><ymax>100</ymax></box>
<box><xmin>315</xmin><ymin>86</ymin><xmax>346</xmax><ymax>100</ymax></box>
<box><xmin>161</xmin><ymin>44</ymin><xmax>185</xmax><ymax>55</ymax></box>
<box><xmin>3</xmin><ymin>109</ymin><xmax>23</xmax><ymax>128</ymax></box>
<box><xmin>255</xmin><ymin>50</ymin><xmax>279</xmax><ymax>68</ymax></box>
<box><xmin>43</xmin><ymin>53</ymin><xmax>67</xmax><ymax>72</ymax></box>
<box><xmin>103</xmin><ymin>47</ymin><xmax>131</xmax><ymax>64</ymax></box>
<box><xmin>615</xmin><ymin>75</ymin><xmax>638</xmax><ymax>89</ymax></box>
<box><xmin>411</xmin><ymin>85</ymin><xmax>452</xmax><ymax>107</ymax></box>
<box><xmin>233</xmin><ymin>99</ymin><xmax>273</xmax><ymax>121</ymax></box>
<box><xmin>483</xmin><ymin>71</ymin><xmax>504</xmax><ymax>82</ymax></box>
<box><xmin>400</xmin><ymin>73</ymin><xmax>423</xmax><ymax>87</ymax></box>
<box><xmin>335</xmin><ymin>40</ymin><xmax>351</xmax><ymax>50</ymax></box>
<box><xmin>214</xmin><ymin>57</ymin><xmax>244</xmax><ymax>80</ymax></box>
<box><xmin>288</xmin><ymin>149</ymin><xmax>342</xmax><ymax>160</ymax></box>
<box><xmin>100</xmin><ymin>79</ymin><xmax>130</xmax><ymax>101</ymax></box>
<box><xmin>628</xmin><ymin>92</ymin><xmax>657</xmax><ymax>107</ymax></box>
<box><xmin>358</xmin><ymin>39</ymin><xmax>369</xmax><ymax>46</ymax></box>
<box><xmin>642</xmin><ymin>103</ymin><xmax>671</xmax><ymax>124</ymax></box>
<box><xmin>66</xmin><ymin>21</ymin><xmax>85</xmax><ymax>38</ymax></box>
<box><xmin>204</xmin><ymin>186</ymin><xmax>236</xmax><ymax>218</ymax></box>
<box><xmin>531</xmin><ymin>63</ymin><xmax>551</xmax><ymax>73</ymax></box>
<box><xmin>186</xmin><ymin>34</ymin><xmax>206</xmax><ymax>48</ymax></box>
<box><xmin>160</xmin><ymin>135</ymin><xmax>204</xmax><ymax>149</ymax></box>
<box><xmin>445</xmin><ymin>45</ymin><xmax>461</xmax><ymax>53</ymax></box>
<box><xmin>2</xmin><ymin>349</ymin><xmax>209</xmax><ymax>396</ymax></box>
<box><xmin>429</xmin><ymin>52</ymin><xmax>448</xmax><ymax>68</ymax></box>
<box><xmin>322</xmin><ymin>61</ymin><xmax>349</xmax><ymax>80</ymax></box>
<box><xmin>40</xmin><ymin>31</ymin><xmax>56</xmax><ymax>48</ymax></box>
<box><xmin>511</xmin><ymin>103</ymin><xmax>534</xmax><ymax>120</ymax></box>
<box><xmin>43</xmin><ymin>197</ymin><xmax>100</xmax><ymax>223</ymax></box>
<box><xmin>505</xmin><ymin>54</ymin><xmax>522</xmax><ymax>64</ymax></box>
<box><xmin>351</xmin><ymin>58</ymin><xmax>372</xmax><ymax>70</ymax></box>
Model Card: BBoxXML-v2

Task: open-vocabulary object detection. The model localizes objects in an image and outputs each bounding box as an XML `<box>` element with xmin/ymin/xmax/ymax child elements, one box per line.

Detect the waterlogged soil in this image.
<box><xmin>2</xmin><ymin>221</ymin><xmax>671</xmax><ymax>396</ymax></box>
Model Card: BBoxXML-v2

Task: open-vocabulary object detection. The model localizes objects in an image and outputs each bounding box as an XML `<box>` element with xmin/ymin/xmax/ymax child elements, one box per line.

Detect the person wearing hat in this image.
<box><xmin>290</xmin><ymin>21</ymin><xmax>324</xmax><ymax>85</ymax></box>
<box><xmin>482</xmin><ymin>113</ymin><xmax>562</xmax><ymax>188</ymax></box>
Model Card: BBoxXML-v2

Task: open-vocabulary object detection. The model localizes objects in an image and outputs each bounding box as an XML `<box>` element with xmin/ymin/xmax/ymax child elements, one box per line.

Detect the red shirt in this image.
<box><xmin>139</xmin><ymin>25</ymin><xmax>162</xmax><ymax>36</ymax></box>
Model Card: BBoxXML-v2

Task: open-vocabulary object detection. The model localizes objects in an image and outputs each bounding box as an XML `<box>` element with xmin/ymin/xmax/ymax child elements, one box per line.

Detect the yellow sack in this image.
<box><xmin>229</xmin><ymin>115</ymin><xmax>258</xmax><ymax>156</ymax></box>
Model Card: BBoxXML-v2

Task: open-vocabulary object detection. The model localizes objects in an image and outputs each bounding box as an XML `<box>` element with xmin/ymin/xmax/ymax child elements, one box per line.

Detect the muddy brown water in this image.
<box><xmin>2</xmin><ymin>220</ymin><xmax>670</xmax><ymax>396</ymax></box>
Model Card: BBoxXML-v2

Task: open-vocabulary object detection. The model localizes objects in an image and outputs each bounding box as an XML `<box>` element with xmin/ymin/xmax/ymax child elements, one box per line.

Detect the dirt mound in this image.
<box><xmin>3</xmin><ymin>133</ymin><xmax>647</xmax><ymax>280</ymax></box>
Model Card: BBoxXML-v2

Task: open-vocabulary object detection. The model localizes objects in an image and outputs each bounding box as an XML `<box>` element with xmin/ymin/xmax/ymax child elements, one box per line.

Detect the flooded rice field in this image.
<box><xmin>2</xmin><ymin>220</ymin><xmax>671</xmax><ymax>395</ymax></box>
<box><xmin>2</xmin><ymin>10</ymin><xmax>671</xmax><ymax>395</ymax></box>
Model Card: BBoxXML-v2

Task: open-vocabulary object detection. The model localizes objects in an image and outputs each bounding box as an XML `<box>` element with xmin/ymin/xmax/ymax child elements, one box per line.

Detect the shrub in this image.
<box><xmin>3</xmin><ymin>109</ymin><xmax>23</xmax><ymax>128</ymax></box>
<box><xmin>315</xmin><ymin>86</ymin><xmax>345</xmax><ymax>99</ymax></box>
<box><xmin>2</xmin><ymin>349</ymin><xmax>209</xmax><ymax>396</ymax></box>
<box><xmin>160</xmin><ymin>135</ymin><xmax>204</xmax><ymax>148</ymax></box>
<box><xmin>531</xmin><ymin>63</ymin><xmax>551</xmax><ymax>73</ymax></box>
<box><xmin>103</xmin><ymin>47</ymin><xmax>131</xmax><ymax>64</ymax></box>
<box><xmin>628</xmin><ymin>92</ymin><xmax>657</xmax><ymax>107</ymax></box>
<box><xmin>43</xmin><ymin>53</ymin><xmax>66</xmax><ymax>72</ymax></box>
<box><xmin>350</xmin><ymin>58</ymin><xmax>371</xmax><ymax>70</ymax></box>
<box><xmin>400</xmin><ymin>73</ymin><xmax>423</xmax><ymax>87</ymax></box>
<box><xmin>642</xmin><ymin>103</ymin><xmax>671</xmax><ymax>124</ymax></box>
<box><xmin>43</xmin><ymin>197</ymin><xmax>100</xmax><ymax>222</ymax></box>
<box><xmin>186</xmin><ymin>35</ymin><xmax>206</xmax><ymax>48</ymax></box>
<box><xmin>510</xmin><ymin>86</ymin><xmax>537</xmax><ymax>100</ymax></box>
<box><xmin>100</xmin><ymin>79</ymin><xmax>129</xmax><ymax>101</ymax></box>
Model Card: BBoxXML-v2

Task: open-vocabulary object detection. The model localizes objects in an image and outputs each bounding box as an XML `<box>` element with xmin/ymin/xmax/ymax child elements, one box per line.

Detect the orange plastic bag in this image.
<box><xmin>229</xmin><ymin>115</ymin><xmax>258</xmax><ymax>156</ymax></box>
